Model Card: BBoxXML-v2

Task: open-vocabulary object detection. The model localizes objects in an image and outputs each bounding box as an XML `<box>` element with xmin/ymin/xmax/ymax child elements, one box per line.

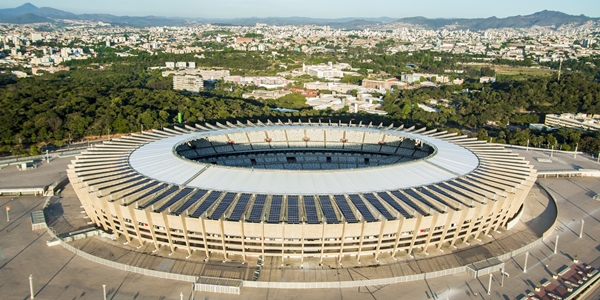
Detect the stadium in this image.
<box><xmin>67</xmin><ymin>120</ymin><xmax>537</xmax><ymax>264</ymax></box>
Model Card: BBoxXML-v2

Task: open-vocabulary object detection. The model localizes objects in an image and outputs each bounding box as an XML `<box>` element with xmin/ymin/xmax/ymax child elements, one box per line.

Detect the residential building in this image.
<box><xmin>173</xmin><ymin>75</ymin><xmax>203</xmax><ymax>92</ymax></box>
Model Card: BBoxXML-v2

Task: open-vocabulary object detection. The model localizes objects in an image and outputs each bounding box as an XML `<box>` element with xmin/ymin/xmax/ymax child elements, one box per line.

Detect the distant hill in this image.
<box><xmin>394</xmin><ymin>10</ymin><xmax>599</xmax><ymax>30</ymax></box>
<box><xmin>0</xmin><ymin>12</ymin><xmax>52</xmax><ymax>24</ymax></box>
<box><xmin>0</xmin><ymin>3</ymin><xmax>597</xmax><ymax>30</ymax></box>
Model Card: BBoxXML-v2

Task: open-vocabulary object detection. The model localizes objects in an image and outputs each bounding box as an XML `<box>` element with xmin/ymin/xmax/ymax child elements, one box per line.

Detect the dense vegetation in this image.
<box><xmin>1</xmin><ymin>50</ymin><xmax>600</xmax><ymax>156</ymax></box>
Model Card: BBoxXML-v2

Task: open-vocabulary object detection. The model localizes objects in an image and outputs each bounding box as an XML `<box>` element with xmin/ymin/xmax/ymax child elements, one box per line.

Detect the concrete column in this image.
<box><xmin>199</xmin><ymin>216</ymin><xmax>209</xmax><ymax>259</ymax></box>
<box><xmin>240</xmin><ymin>220</ymin><xmax>246</xmax><ymax>262</ymax></box>
<box><xmin>319</xmin><ymin>222</ymin><xmax>326</xmax><ymax>265</ymax></box>
<box><xmin>339</xmin><ymin>221</ymin><xmax>346</xmax><ymax>264</ymax></box>
<box><xmin>374</xmin><ymin>219</ymin><xmax>386</xmax><ymax>260</ymax></box>
<box><xmin>115</xmin><ymin>205</ymin><xmax>132</xmax><ymax>243</ymax></box>
<box><xmin>261</xmin><ymin>221</ymin><xmax>265</xmax><ymax>257</ymax></box>
<box><xmin>407</xmin><ymin>215</ymin><xmax>423</xmax><ymax>256</ymax></box>
<box><xmin>357</xmin><ymin>220</ymin><xmax>366</xmax><ymax>262</ymax></box>
<box><xmin>281</xmin><ymin>223</ymin><xmax>285</xmax><ymax>264</ymax></box>
<box><xmin>127</xmin><ymin>205</ymin><xmax>144</xmax><ymax>248</ymax></box>
<box><xmin>300</xmin><ymin>222</ymin><xmax>305</xmax><ymax>264</ymax></box>
<box><xmin>437</xmin><ymin>209</ymin><xmax>455</xmax><ymax>250</ymax></box>
<box><xmin>161</xmin><ymin>211</ymin><xmax>175</xmax><ymax>254</ymax></box>
<box><xmin>180</xmin><ymin>214</ymin><xmax>192</xmax><ymax>257</ymax></box>
<box><xmin>219</xmin><ymin>218</ymin><xmax>227</xmax><ymax>260</ymax></box>
<box><xmin>143</xmin><ymin>209</ymin><xmax>159</xmax><ymax>251</ymax></box>
<box><xmin>392</xmin><ymin>217</ymin><xmax>404</xmax><ymax>257</ymax></box>
<box><xmin>422</xmin><ymin>212</ymin><xmax>440</xmax><ymax>254</ymax></box>
<box><xmin>449</xmin><ymin>209</ymin><xmax>469</xmax><ymax>248</ymax></box>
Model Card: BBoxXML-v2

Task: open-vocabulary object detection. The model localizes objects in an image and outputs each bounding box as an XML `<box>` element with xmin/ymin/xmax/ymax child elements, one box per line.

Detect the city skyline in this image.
<box><xmin>1</xmin><ymin>0</ymin><xmax>599</xmax><ymax>20</ymax></box>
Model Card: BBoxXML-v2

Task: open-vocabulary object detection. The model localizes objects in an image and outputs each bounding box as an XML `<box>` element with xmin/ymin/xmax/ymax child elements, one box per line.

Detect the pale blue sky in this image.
<box><xmin>2</xmin><ymin>0</ymin><xmax>599</xmax><ymax>19</ymax></box>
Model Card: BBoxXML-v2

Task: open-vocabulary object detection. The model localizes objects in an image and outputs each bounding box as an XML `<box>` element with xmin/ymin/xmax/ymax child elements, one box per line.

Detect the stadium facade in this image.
<box><xmin>67</xmin><ymin>120</ymin><xmax>536</xmax><ymax>263</ymax></box>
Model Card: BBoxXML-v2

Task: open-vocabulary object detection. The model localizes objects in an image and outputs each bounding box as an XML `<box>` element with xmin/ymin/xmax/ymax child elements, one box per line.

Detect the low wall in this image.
<box><xmin>536</xmin><ymin>181</ymin><xmax>560</xmax><ymax>239</ymax></box>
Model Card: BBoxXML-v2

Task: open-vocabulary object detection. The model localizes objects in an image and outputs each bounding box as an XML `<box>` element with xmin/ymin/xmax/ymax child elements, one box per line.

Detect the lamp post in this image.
<box><xmin>488</xmin><ymin>273</ymin><xmax>493</xmax><ymax>295</ymax></box>
<box><xmin>103</xmin><ymin>284</ymin><xmax>106</xmax><ymax>300</ymax></box>
<box><xmin>524</xmin><ymin>251</ymin><xmax>529</xmax><ymax>273</ymax></box>
<box><xmin>29</xmin><ymin>275</ymin><xmax>34</xmax><ymax>299</ymax></box>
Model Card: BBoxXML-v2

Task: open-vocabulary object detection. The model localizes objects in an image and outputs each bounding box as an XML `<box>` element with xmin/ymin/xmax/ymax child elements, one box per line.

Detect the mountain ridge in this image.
<box><xmin>0</xmin><ymin>3</ymin><xmax>597</xmax><ymax>30</ymax></box>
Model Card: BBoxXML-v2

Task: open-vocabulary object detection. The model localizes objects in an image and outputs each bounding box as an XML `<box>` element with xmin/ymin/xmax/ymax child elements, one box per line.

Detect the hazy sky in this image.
<box><xmin>2</xmin><ymin>0</ymin><xmax>599</xmax><ymax>19</ymax></box>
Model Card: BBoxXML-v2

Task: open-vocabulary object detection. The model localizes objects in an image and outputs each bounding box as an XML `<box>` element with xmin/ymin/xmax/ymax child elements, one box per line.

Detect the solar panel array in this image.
<box><xmin>444</xmin><ymin>180</ymin><xmax>485</xmax><ymax>197</ymax></box>
<box><xmin>418</xmin><ymin>188</ymin><xmax>453</xmax><ymax>210</ymax></box>
<box><xmin>403</xmin><ymin>189</ymin><xmax>440</xmax><ymax>213</ymax></box>
<box><xmin>267</xmin><ymin>195</ymin><xmax>282</xmax><ymax>223</ymax></box>
<box><xmin>248</xmin><ymin>195</ymin><xmax>266</xmax><ymax>222</ymax></box>
<box><xmin>190</xmin><ymin>191</ymin><xmax>222</xmax><ymax>218</ymax></box>
<box><xmin>287</xmin><ymin>195</ymin><xmax>299</xmax><ymax>224</ymax></box>
<box><xmin>428</xmin><ymin>185</ymin><xmax>466</xmax><ymax>206</ymax></box>
<box><xmin>347</xmin><ymin>194</ymin><xmax>376</xmax><ymax>222</ymax></box>
<box><xmin>209</xmin><ymin>193</ymin><xmax>236</xmax><ymax>219</ymax></box>
<box><xmin>303</xmin><ymin>196</ymin><xmax>320</xmax><ymax>224</ymax></box>
<box><xmin>377</xmin><ymin>192</ymin><xmax>413</xmax><ymax>218</ymax></box>
<box><xmin>362</xmin><ymin>193</ymin><xmax>395</xmax><ymax>220</ymax></box>
<box><xmin>140</xmin><ymin>185</ymin><xmax>179</xmax><ymax>209</ymax></box>
<box><xmin>156</xmin><ymin>188</ymin><xmax>193</xmax><ymax>212</ymax></box>
<box><xmin>173</xmin><ymin>189</ymin><xmax>207</xmax><ymax>215</ymax></box>
<box><xmin>319</xmin><ymin>195</ymin><xmax>339</xmax><ymax>224</ymax></box>
<box><xmin>121</xmin><ymin>179</ymin><xmax>156</xmax><ymax>199</ymax></box>
<box><xmin>228</xmin><ymin>194</ymin><xmax>251</xmax><ymax>221</ymax></box>
<box><xmin>391</xmin><ymin>191</ymin><xmax>429</xmax><ymax>216</ymax></box>
<box><xmin>135</xmin><ymin>184</ymin><xmax>169</xmax><ymax>208</ymax></box>
<box><xmin>333</xmin><ymin>195</ymin><xmax>358</xmax><ymax>223</ymax></box>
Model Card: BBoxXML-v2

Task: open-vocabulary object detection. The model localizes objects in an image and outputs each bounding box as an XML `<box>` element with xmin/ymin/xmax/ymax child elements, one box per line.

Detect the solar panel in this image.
<box><xmin>319</xmin><ymin>195</ymin><xmax>339</xmax><ymax>224</ymax></box>
<box><xmin>248</xmin><ymin>195</ymin><xmax>267</xmax><ymax>222</ymax></box>
<box><xmin>428</xmin><ymin>185</ymin><xmax>465</xmax><ymax>206</ymax></box>
<box><xmin>390</xmin><ymin>191</ymin><xmax>429</xmax><ymax>216</ymax></box>
<box><xmin>332</xmin><ymin>195</ymin><xmax>358</xmax><ymax>223</ymax></box>
<box><xmin>376</xmin><ymin>192</ymin><xmax>412</xmax><ymax>218</ymax></box>
<box><xmin>287</xmin><ymin>195</ymin><xmax>299</xmax><ymax>224</ymax></box>
<box><xmin>347</xmin><ymin>194</ymin><xmax>376</xmax><ymax>222</ymax></box>
<box><xmin>156</xmin><ymin>188</ymin><xmax>193</xmax><ymax>212</ymax></box>
<box><xmin>418</xmin><ymin>188</ymin><xmax>454</xmax><ymax>210</ymax></box>
<box><xmin>209</xmin><ymin>193</ymin><xmax>237</xmax><ymax>219</ymax></box>
<box><xmin>132</xmin><ymin>184</ymin><xmax>167</xmax><ymax>208</ymax></box>
<box><xmin>173</xmin><ymin>189</ymin><xmax>207</xmax><ymax>215</ymax></box>
<box><xmin>361</xmin><ymin>194</ymin><xmax>395</xmax><ymax>220</ymax></box>
<box><xmin>97</xmin><ymin>174</ymin><xmax>141</xmax><ymax>190</ymax></box>
<box><xmin>190</xmin><ymin>191</ymin><xmax>222</xmax><ymax>218</ymax></box>
<box><xmin>444</xmin><ymin>181</ymin><xmax>486</xmax><ymax>199</ymax></box>
<box><xmin>228</xmin><ymin>194</ymin><xmax>251</xmax><ymax>221</ymax></box>
<box><xmin>403</xmin><ymin>189</ymin><xmax>440</xmax><ymax>212</ymax></box>
<box><xmin>121</xmin><ymin>179</ymin><xmax>155</xmax><ymax>198</ymax></box>
<box><xmin>456</xmin><ymin>178</ymin><xmax>495</xmax><ymax>195</ymax></box>
<box><xmin>267</xmin><ymin>195</ymin><xmax>282</xmax><ymax>223</ymax></box>
<box><xmin>140</xmin><ymin>185</ymin><xmax>179</xmax><ymax>209</ymax></box>
<box><xmin>303</xmin><ymin>196</ymin><xmax>320</xmax><ymax>224</ymax></box>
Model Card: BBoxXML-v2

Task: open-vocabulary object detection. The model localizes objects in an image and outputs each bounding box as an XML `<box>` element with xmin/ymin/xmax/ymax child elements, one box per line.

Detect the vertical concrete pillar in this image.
<box><xmin>161</xmin><ymin>211</ymin><xmax>175</xmax><ymax>254</ymax></box>
<box><xmin>127</xmin><ymin>205</ymin><xmax>144</xmax><ymax>248</ymax></box>
<box><xmin>180</xmin><ymin>213</ymin><xmax>192</xmax><ymax>257</ymax></box>
<box><xmin>407</xmin><ymin>215</ymin><xmax>423</xmax><ymax>256</ymax></box>
<box><xmin>375</xmin><ymin>219</ymin><xmax>386</xmax><ymax>260</ymax></box>
<box><xmin>200</xmin><ymin>216</ymin><xmax>209</xmax><ymax>259</ymax></box>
